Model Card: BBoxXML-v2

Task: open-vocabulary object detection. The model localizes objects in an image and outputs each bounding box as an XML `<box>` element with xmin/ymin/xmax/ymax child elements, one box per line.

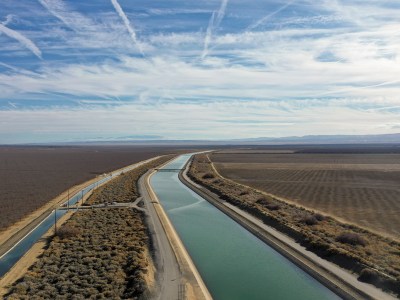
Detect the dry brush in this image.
<box><xmin>5</xmin><ymin>155</ymin><xmax>175</xmax><ymax>299</ymax></box>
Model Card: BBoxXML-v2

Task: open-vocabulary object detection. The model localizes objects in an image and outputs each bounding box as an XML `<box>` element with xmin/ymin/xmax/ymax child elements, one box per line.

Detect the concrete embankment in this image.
<box><xmin>143</xmin><ymin>168</ymin><xmax>212</xmax><ymax>300</ymax></box>
<box><xmin>179</xmin><ymin>158</ymin><xmax>396</xmax><ymax>300</ymax></box>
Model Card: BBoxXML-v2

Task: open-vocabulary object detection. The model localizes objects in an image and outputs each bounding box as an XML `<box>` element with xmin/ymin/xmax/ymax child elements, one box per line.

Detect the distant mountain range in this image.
<box><xmin>231</xmin><ymin>133</ymin><xmax>400</xmax><ymax>144</ymax></box>
<box><xmin>47</xmin><ymin>133</ymin><xmax>400</xmax><ymax>146</ymax></box>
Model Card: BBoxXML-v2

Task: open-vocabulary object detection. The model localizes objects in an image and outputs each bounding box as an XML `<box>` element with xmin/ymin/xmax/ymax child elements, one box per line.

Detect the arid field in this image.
<box><xmin>0</xmin><ymin>146</ymin><xmax>180</xmax><ymax>231</ymax></box>
<box><xmin>211</xmin><ymin>150</ymin><xmax>400</xmax><ymax>239</ymax></box>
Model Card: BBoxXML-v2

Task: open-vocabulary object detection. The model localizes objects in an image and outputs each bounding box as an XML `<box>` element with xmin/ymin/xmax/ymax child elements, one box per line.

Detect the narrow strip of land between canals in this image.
<box><xmin>0</xmin><ymin>156</ymin><xmax>166</xmax><ymax>289</ymax></box>
<box><xmin>179</xmin><ymin>157</ymin><xmax>396</xmax><ymax>300</ymax></box>
<box><xmin>0</xmin><ymin>156</ymin><xmax>162</xmax><ymax>261</ymax></box>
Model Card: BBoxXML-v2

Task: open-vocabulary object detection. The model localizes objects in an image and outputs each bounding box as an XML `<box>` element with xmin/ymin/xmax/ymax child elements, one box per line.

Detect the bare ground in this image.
<box><xmin>212</xmin><ymin>153</ymin><xmax>400</xmax><ymax>239</ymax></box>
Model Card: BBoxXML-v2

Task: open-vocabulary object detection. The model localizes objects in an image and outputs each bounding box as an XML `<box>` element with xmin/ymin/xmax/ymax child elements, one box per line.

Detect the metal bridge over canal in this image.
<box><xmin>155</xmin><ymin>168</ymin><xmax>184</xmax><ymax>172</ymax></box>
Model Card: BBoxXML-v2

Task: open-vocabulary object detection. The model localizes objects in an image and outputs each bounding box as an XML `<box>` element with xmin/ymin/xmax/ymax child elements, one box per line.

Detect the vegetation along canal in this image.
<box><xmin>150</xmin><ymin>154</ymin><xmax>341</xmax><ymax>300</ymax></box>
<box><xmin>0</xmin><ymin>161</ymin><xmax>139</xmax><ymax>278</ymax></box>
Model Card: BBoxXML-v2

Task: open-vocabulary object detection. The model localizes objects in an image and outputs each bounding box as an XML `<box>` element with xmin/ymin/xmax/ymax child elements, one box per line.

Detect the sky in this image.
<box><xmin>0</xmin><ymin>0</ymin><xmax>400</xmax><ymax>143</ymax></box>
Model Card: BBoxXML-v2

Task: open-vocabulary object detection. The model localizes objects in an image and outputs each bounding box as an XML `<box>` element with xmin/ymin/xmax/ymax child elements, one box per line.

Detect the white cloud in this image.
<box><xmin>1</xmin><ymin>0</ymin><xmax>400</xmax><ymax>142</ymax></box>
<box><xmin>0</xmin><ymin>43</ymin><xmax>399</xmax><ymax>102</ymax></box>
<box><xmin>0</xmin><ymin>99</ymin><xmax>399</xmax><ymax>143</ymax></box>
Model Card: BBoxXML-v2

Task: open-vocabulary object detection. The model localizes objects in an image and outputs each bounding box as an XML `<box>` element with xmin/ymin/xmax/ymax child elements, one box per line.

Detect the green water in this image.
<box><xmin>151</xmin><ymin>154</ymin><xmax>341</xmax><ymax>300</ymax></box>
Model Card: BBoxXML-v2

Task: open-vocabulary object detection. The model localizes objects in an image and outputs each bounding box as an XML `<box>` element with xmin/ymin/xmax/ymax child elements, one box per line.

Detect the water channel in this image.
<box><xmin>150</xmin><ymin>154</ymin><xmax>341</xmax><ymax>300</ymax></box>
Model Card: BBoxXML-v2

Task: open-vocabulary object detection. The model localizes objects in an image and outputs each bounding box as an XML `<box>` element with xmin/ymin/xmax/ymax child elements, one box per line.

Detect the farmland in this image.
<box><xmin>211</xmin><ymin>151</ymin><xmax>400</xmax><ymax>239</ymax></box>
<box><xmin>0</xmin><ymin>146</ymin><xmax>180</xmax><ymax>232</ymax></box>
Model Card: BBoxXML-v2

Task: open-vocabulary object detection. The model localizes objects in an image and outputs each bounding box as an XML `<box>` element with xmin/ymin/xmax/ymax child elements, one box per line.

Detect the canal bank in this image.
<box><xmin>150</xmin><ymin>154</ymin><xmax>342</xmax><ymax>300</ymax></box>
<box><xmin>143</xmin><ymin>169</ymin><xmax>212</xmax><ymax>300</ymax></box>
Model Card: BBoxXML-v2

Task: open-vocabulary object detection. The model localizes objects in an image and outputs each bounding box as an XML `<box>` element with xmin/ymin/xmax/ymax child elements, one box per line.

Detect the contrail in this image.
<box><xmin>110</xmin><ymin>0</ymin><xmax>143</xmax><ymax>54</ymax></box>
<box><xmin>37</xmin><ymin>0</ymin><xmax>76</xmax><ymax>31</ymax></box>
<box><xmin>2</xmin><ymin>14</ymin><xmax>15</xmax><ymax>26</ymax></box>
<box><xmin>202</xmin><ymin>12</ymin><xmax>216</xmax><ymax>59</ymax></box>
<box><xmin>247</xmin><ymin>0</ymin><xmax>295</xmax><ymax>30</ymax></box>
<box><xmin>315</xmin><ymin>80</ymin><xmax>400</xmax><ymax>97</ymax></box>
<box><xmin>0</xmin><ymin>15</ymin><xmax>13</xmax><ymax>37</ymax></box>
<box><xmin>215</xmin><ymin>0</ymin><xmax>229</xmax><ymax>26</ymax></box>
<box><xmin>0</xmin><ymin>24</ymin><xmax>42</xmax><ymax>59</ymax></box>
<box><xmin>0</xmin><ymin>62</ymin><xmax>37</xmax><ymax>75</ymax></box>
<box><xmin>8</xmin><ymin>102</ymin><xmax>18</xmax><ymax>109</ymax></box>
<box><xmin>0</xmin><ymin>62</ymin><xmax>22</xmax><ymax>72</ymax></box>
<box><xmin>202</xmin><ymin>0</ymin><xmax>229</xmax><ymax>59</ymax></box>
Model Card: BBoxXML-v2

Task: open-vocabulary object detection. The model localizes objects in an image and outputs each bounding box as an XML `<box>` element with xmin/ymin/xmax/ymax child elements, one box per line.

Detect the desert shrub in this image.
<box><xmin>255</xmin><ymin>197</ymin><xmax>270</xmax><ymax>205</ymax></box>
<box><xmin>314</xmin><ymin>213</ymin><xmax>326</xmax><ymax>221</ymax></box>
<box><xmin>336</xmin><ymin>232</ymin><xmax>367</xmax><ymax>246</ymax></box>
<box><xmin>300</xmin><ymin>213</ymin><xmax>325</xmax><ymax>225</ymax></box>
<box><xmin>202</xmin><ymin>173</ymin><xmax>215</xmax><ymax>179</ymax></box>
<box><xmin>265</xmin><ymin>203</ymin><xmax>281</xmax><ymax>211</ymax></box>
<box><xmin>239</xmin><ymin>190</ymin><xmax>249</xmax><ymax>196</ymax></box>
<box><xmin>212</xmin><ymin>179</ymin><xmax>222</xmax><ymax>185</ymax></box>
<box><xmin>57</xmin><ymin>225</ymin><xmax>80</xmax><ymax>239</ymax></box>
<box><xmin>256</xmin><ymin>197</ymin><xmax>280</xmax><ymax>210</ymax></box>
<box><xmin>300</xmin><ymin>214</ymin><xmax>319</xmax><ymax>226</ymax></box>
<box><xmin>6</xmin><ymin>208</ymin><xmax>150</xmax><ymax>298</ymax></box>
<box><xmin>359</xmin><ymin>268</ymin><xmax>381</xmax><ymax>283</ymax></box>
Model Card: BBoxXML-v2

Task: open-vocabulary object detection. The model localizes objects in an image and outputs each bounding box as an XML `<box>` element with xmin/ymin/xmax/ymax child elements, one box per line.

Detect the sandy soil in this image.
<box><xmin>142</xmin><ymin>248</ymin><xmax>157</xmax><ymax>297</ymax></box>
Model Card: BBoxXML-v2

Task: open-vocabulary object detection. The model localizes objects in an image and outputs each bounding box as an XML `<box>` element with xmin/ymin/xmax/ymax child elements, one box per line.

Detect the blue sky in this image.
<box><xmin>0</xmin><ymin>0</ymin><xmax>400</xmax><ymax>143</ymax></box>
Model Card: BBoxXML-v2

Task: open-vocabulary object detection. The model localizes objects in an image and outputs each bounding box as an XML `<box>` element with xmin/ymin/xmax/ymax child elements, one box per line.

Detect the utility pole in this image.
<box><xmin>67</xmin><ymin>189</ymin><xmax>70</xmax><ymax>211</ymax></box>
<box><xmin>54</xmin><ymin>208</ymin><xmax>57</xmax><ymax>234</ymax></box>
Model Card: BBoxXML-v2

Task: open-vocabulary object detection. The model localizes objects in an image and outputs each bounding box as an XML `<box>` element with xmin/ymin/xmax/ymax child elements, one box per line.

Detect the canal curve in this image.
<box><xmin>150</xmin><ymin>154</ymin><xmax>341</xmax><ymax>300</ymax></box>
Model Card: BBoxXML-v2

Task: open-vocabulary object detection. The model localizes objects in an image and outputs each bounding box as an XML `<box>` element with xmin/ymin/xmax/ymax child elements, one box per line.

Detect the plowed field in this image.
<box><xmin>0</xmin><ymin>146</ymin><xmax>179</xmax><ymax>231</ymax></box>
<box><xmin>212</xmin><ymin>152</ymin><xmax>400</xmax><ymax>239</ymax></box>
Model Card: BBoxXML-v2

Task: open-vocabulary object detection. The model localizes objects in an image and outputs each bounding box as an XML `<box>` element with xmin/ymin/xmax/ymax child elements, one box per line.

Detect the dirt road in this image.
<box><xmin>138</xmin><ymin>171</ymin><xmax>182</xmax><ymax>299</ymax></box>
<box><xmin>139</xmin><ymin>168</ymin><xmax>212</xmax><ymax>300</ymax></box>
